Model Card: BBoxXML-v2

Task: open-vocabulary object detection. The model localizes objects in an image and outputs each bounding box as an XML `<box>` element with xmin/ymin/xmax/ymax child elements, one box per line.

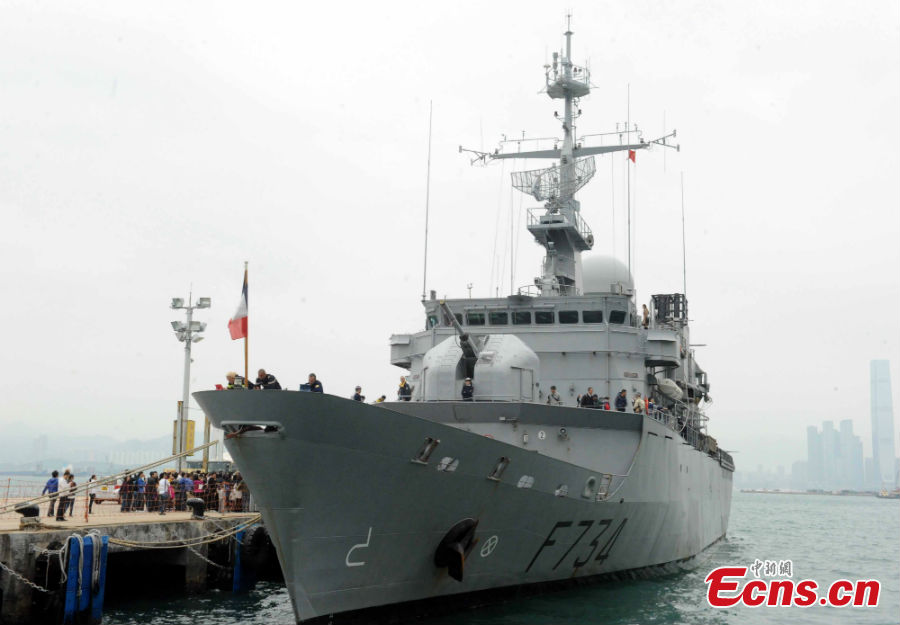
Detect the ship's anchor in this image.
<box><xmin>433</xmin><ymin>518</ymin><xmax>479</xmax><ymax>582</ymax></box>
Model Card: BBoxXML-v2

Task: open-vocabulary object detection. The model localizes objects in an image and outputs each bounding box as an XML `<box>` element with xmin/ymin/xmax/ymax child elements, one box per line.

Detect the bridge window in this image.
<box><xmin>582</xmin><ymin>310</ymin><xmax>603</xmax><ymax>323</ymax></box>
<box><xmin>512</xmin><ymin>311</ymin><xmax>532</xmax><ymax>325</ymax></box>
<box><xmin>535</xmin><ymin>311</ymin><xmax>554</xmax><ymax>325</ymax></box>
<box><xmin>466</xmin><ymin>312</ymin><xmax>485</xmax><ymax>326</ymax></box>
<box><xmin>489</xmin><ymin>311</ymin><xmax>509</xmax><ymax>325</ymax></box>
<box><xmin>454</xmin><ymin>313</ymin><xmax>463</xmax><ymax>325</ymax></box>
<box><xmin>427</xmin><ymin>315</ymin><xmax>438</xmax><ymax>328</ymax></box>
<box><xmin>609</xmin><ymin>310</ymin><xmax>627</xmax><ymax>324</ymax></box>
<box><xmin>558</xmin><ymin>310</ymin><xmax>579</xmax><ymax>324</ymax></box>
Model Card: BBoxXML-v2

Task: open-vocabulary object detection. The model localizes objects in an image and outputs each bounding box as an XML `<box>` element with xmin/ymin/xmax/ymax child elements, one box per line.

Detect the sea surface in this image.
<box><xmin>104</xmin><ymin>491</ymin><xmax>899</xmax><ymax>625</ymax></box>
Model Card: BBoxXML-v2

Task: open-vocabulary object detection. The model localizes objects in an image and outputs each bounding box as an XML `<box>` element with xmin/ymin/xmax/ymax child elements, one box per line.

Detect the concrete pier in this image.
<box><xmin>0</xmin><ymin>511</ymin><xmax>258</xmax><ymax>624</ymax></box>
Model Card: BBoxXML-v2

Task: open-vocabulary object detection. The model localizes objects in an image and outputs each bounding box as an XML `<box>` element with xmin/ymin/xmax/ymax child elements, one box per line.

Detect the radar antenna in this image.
<box><xmin>459</xmin><ymin>25</ymin><xmax>679</xmax><ymax>297</ymax></box>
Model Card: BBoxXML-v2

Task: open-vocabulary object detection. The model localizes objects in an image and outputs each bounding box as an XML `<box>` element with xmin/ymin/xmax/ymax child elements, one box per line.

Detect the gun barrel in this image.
<box><xmin>439</xmin><ymin>301</ymin><xmax>481</xmax><ymax>358</ymax></box>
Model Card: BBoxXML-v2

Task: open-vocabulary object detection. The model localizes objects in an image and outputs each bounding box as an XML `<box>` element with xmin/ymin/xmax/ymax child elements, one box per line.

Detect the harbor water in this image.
<box><xmin>103</xmin><ymin>491</ymin><xmax>899</xmax><ymax>625</ymax></box>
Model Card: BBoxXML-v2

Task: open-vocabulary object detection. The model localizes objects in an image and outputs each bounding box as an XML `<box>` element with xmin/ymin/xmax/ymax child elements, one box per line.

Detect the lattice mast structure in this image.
<box><xmin>461</xmin><ymin>25</ymin><xmax>677</xmax><ymax>297</ymax></box>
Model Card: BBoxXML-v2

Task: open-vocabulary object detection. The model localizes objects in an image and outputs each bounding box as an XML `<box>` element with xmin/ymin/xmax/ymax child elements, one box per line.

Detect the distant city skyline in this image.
<box><xmin>738</xmin><ymin>360</ymin><xmax>898</xmax><ymax>492</ymax></box>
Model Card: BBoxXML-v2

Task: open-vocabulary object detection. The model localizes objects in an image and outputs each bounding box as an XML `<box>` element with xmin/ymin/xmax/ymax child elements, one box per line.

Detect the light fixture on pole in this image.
<box><xmin>170</xmin><ymin>294</ymin><xmax>210</xmax><ymax>472</ymax></box>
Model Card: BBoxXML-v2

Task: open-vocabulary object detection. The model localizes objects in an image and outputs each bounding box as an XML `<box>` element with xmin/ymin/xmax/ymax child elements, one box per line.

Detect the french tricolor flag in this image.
<box><xmin>228</xmin><ymin>269</ymin><xmax>248</xmax><ymax>340</ymax></box>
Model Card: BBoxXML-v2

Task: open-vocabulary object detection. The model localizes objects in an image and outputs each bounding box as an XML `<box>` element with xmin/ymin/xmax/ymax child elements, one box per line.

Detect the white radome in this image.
<box><xmin>581</xmin><ymin>254</ymin><xmax>634</xmax><ymax>293</ymax></box>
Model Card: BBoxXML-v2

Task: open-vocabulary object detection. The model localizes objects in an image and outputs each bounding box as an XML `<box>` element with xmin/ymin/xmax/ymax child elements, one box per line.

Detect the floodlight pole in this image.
<box><xmin>171</xmin><ymin>294</ymin><xmax>209</xmax><ymax>473</ymax></box>
<box><xmin>178</xmin><ymin>303</ymin><xmax>194</xmax><ymax>473</ymax></box>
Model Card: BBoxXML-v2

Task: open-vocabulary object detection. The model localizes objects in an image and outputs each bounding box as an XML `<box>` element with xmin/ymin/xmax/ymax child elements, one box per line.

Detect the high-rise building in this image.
<box><xmin>807</xmin><ymin>426</ymin><xmax>824</xmax><ymax>489</ymax></box>
<box><xmin>806</xmin><ymin>420</ymin><xmax>865</xmax><ymax>491</ymax></box>
<box><xmin>870</xmin><ymin>360</ymin><xmax>896</xmax><ymax>489</ymax></box>
<box><xmin>838</xmin><ymin>419</ymin><xmax>865</xmax><ymax>490</ymax></box>
<box><xmin>821</xmin><ymin>420</ymin><xmax>837</xmax><ymax>488</ymax></box>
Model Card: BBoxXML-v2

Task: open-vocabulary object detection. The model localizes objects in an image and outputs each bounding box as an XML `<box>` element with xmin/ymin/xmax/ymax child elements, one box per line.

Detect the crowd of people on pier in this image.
<box><xmin>41</xmin><ymin>469</ymin><xmax>251</xmax><ymax>519</ymax></box>
<box><xmin>118</xmin><ymin>470</ymin><xmax>250</xmax><ymax>515</ymax></box>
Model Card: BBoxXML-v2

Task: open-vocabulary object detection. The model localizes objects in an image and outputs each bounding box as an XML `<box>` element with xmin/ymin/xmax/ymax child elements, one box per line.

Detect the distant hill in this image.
<box><xmin>0</xmin><ymin>421</ymin><xmax>172</xmax><ymax>472</ymax></box>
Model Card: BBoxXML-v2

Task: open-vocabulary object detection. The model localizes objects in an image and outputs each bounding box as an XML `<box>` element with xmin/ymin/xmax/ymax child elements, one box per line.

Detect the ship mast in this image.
<box><xmin>460</xmin><ymin>24</ymin><xmax>678</xmax><ymax>297</ymax></box>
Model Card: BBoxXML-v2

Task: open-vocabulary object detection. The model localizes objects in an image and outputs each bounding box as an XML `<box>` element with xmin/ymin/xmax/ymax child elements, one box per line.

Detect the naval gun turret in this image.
<box><xmin>419</xmin><ymin>301</ymin><xmax>539</xmax><ymax>402</ymax></box>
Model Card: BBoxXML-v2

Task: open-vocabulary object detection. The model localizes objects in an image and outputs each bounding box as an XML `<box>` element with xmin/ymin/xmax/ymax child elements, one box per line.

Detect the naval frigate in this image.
<box><xmin>195</xmin><ymin>26</ymin><xmax>734</xmax><ymax>623</ymax></box>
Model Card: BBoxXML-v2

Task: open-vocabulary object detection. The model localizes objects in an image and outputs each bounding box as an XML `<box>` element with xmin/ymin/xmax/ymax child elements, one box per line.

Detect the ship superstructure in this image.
<box><xmin>195</xmin><ymin>25</ymin><xmax>733</xmax><ymax>624</ymax></box>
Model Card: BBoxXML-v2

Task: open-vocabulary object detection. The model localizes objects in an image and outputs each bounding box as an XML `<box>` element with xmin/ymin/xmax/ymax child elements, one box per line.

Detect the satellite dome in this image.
<box><xmin>582</xmin><ymin>254</ymin><xmax>634</xmax><ymax>294</ymax></box>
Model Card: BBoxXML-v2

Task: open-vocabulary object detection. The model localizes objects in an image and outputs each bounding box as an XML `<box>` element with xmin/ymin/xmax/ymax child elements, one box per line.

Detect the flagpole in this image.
<box><xmin>626</xmin><ymin>83</ymin><xmax>631</xmax><ymax>278</ymax></box>
<box><xmin>243</xmin><ymin>261</ymin><xmax>249</xmax><ymax>386</ymax></box>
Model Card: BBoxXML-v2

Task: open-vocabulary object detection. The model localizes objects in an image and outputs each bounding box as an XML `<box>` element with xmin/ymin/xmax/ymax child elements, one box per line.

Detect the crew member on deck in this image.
<box><xmin>308</xmin><ymin>373</ymin><xmax>324</xmax><ymax>393</ymax></box>
<box><xmin>255</xmin><ymin>369</ymin><xmax>282</xmax><ymax>390</ymax></box>
<box><xmin>461</xmin><ymin>378</ymin><xmax>474</xmax><ymax>401</ymax></box>
<box><xmin>632</xmin><ymin>392</ymin><xmax>644</xmax><ymax>414</ymax></box>
<box><xmin>546</xmin><ymin>386</ymin><xmax>562</xmax><ymax>405</ymax></box>
<box><xmin>226</xmin><ymin>372</ymin><xmax>241</xmax><ymax>389</ymax></box>
<box><xmin>398</xmin><ymin>376</ymin><xmax>412</xmax><ymax>401</ymax></box>
<box><xmin>352</xmin><ymin>386</ymin><xmax>365</xmax><ymax>402</ymax></box>
<box><xmin>615</xmin><ymin>389</ymin><xmax>628</xmax><ymax>412</ymax></box>
<box><xmin>642</xmin><ymin>304</ymin><xmax>650</xmax><ymax>329</ymax></box>
<box><xmin>580</xmin><ymin>387</ymin><xmax>598</xmax><ymax>408</ymax></box>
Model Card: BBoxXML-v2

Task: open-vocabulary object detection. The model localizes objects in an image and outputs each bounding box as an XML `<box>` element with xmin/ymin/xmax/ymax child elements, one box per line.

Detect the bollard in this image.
<box><xmin>14</xmin><ymin>503</ymin><xmax>41</xmax><ymax>530</ymax></box>
<box><xmin>186</xmin><ymin>497</ymin><xmax>205</xmax><ymax>519</ymax></box>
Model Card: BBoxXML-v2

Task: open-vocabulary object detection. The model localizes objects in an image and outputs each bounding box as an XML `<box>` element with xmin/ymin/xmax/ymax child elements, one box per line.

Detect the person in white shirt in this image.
<box><xmin>55</xmin><ymin>475</ymin><xmax>71</xmax><ymax>521</ymax></box>
<box><xmin>88</xmin><ymin>475</ymin><xmax>98</xmax><ymax>514</ymax></box>
<box><xmin>157</xmin><ymin>473</ymin><xmax>171</xmax><ymax>515</ymax></box>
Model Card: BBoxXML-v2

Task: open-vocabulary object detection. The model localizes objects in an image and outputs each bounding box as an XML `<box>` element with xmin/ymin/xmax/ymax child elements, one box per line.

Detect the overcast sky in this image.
<box><xmin>1</xmin><ymin>0</ymin><xmax>898</xmax><ymax>473</ymax></box>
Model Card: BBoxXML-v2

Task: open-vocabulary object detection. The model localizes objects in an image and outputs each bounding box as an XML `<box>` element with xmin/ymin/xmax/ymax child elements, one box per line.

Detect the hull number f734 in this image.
<box><xmin>525</xmin><ymin>518</ymin><xmax>628</xmax><ymax>573</ymax></box>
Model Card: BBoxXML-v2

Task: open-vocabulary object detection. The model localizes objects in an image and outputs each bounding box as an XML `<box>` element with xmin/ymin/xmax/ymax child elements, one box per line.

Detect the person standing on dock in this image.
<box><xmin>135</xmin><ymin>472</ymin><xmax>147</xmax><ymax>511</ymax></box>
<box><xmin>157</xmin><ymin>472</ymin><xmax>170</xmax><ymax>515</ymax></box>
<box><xmin>205</xmin><ymin>473</ymin><xmax>218</xmax><ymax>512</ymax></box>
<box><xmin>146</xmin><ymin>472</ymin><xmax>159</xmax><ymax>512</ymax></box>
<box><xmin>120</xmin><ymin>475</ymin><xmax>132</xmax><ymax>512</ymax></box>
<box><xmin>55</xmin><ymin>475</ymin><xmax>71</xmax><ymax>521</ymax></box>
<box><xmin>88</xmin><ymin>475</ymin><xmax>98</xmax><ymax>514</ymax></box>
<box><xmin>174</xmin><ymin>472</ymin><xmax>188</xmax><ymax>511</ymax></box>
<box><xmin>66</xmin><ymin>475</ymin><xmax>77</xmax><ymax>517</ymax></box>
<box><xmin>42</xmin><ymin>470</ymin><xmax>60</xmax><ymax>518</ymax></box>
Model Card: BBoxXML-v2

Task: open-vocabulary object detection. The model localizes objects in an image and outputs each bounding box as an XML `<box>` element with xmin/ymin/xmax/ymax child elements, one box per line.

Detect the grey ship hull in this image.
<box><xmin>195</xmin><ymin>390</ymin><xmax>733</xmax><ymax>623</ymax></box>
